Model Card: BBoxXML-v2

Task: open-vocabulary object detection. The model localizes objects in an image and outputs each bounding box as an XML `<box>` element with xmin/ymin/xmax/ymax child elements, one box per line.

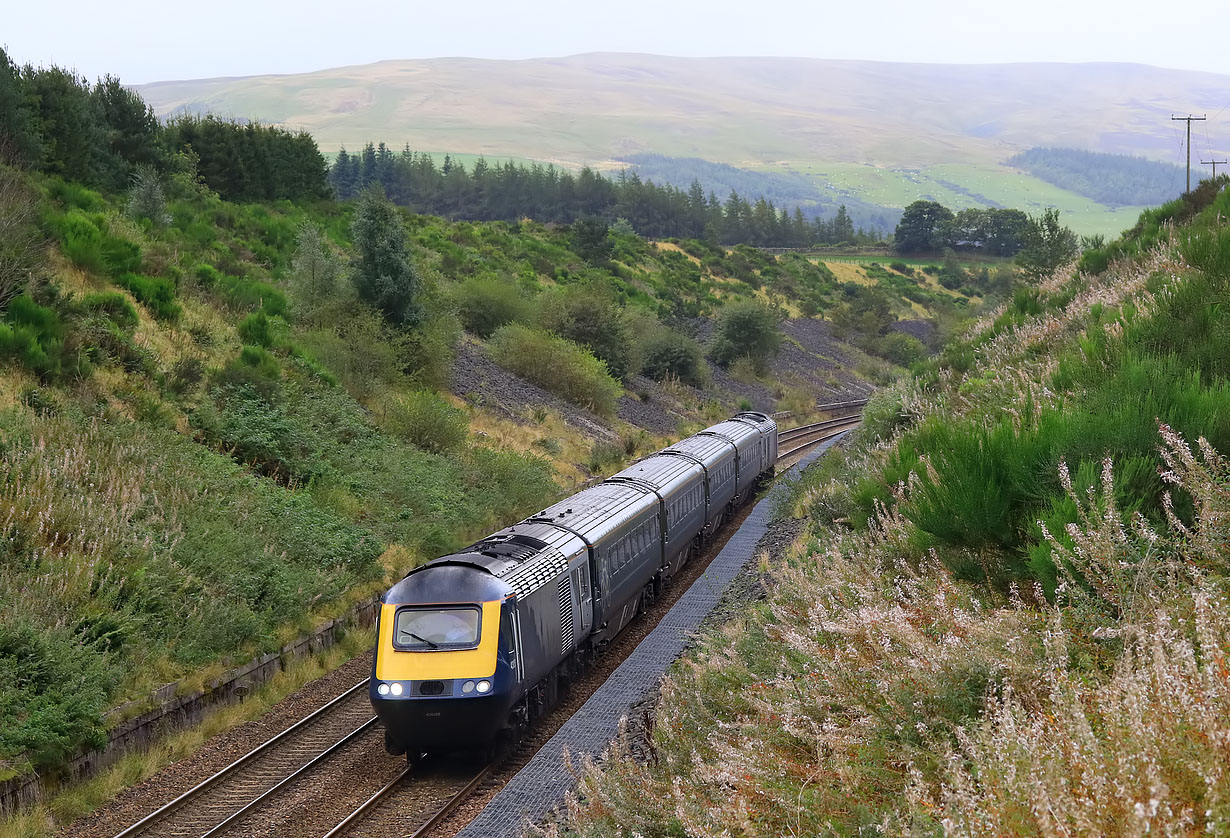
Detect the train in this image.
<box><xmin>370</xmin><ymin>412</ymin><xmax>779</xmax><ymax>757</ymax></box>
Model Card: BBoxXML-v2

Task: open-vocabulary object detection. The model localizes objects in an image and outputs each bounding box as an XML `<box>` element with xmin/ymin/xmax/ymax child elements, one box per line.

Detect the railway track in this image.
<box><xmin>320</xmin><ymin>763</ymin><xmax>489</xmax><ymax>838</ymax></box>
<box><xmin>107</xmin><ymin>412</ymin><xmax>860</xmax><ymax>838</ymax></box>
<box><xmin>111</xmin><ymin>681</ymin><xmax>377</xmax><ymax>838</ymax></box>
<box><xmin>777</xmin><ymin>412</ymin><xmax>861</xmax><ymax>459</ymax></box>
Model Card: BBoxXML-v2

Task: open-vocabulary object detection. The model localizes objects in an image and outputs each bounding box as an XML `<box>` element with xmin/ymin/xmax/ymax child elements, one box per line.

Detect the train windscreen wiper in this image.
<box><xmin>400</xmin><ymin>631</ymin><xmax>439</xmax><ymax>649</ymax></box>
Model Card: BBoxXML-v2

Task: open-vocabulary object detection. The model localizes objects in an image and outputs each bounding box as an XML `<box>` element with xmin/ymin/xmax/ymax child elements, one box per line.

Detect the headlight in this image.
<box><xmin>476</xmin><ymin>680</ymin><xmax>491</xmax><ymax>694</ymax></box>
<box><xmin>377</xmin><ymin>683</ymin><xmax>390</xmax><ymax>696</ymax></box>
<box><xmin>390</xmin><ymin>682</ymin><xmax>404</xmax><ymax>696</ymax></box>
<box><xmin>462</xmin><ymin>680</ymin><xmax>475</xmax><ymax>694</ymax></box>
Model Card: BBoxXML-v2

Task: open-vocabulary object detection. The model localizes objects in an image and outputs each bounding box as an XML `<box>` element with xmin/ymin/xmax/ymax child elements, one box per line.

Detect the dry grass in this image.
<box><xmin>651</xmin><ymin>241</ymin><xmax>701</xmax><ymax>266</ymax></box>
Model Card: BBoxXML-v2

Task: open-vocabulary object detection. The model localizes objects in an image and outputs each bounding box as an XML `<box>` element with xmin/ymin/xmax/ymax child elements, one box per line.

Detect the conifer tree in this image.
<box><xmin>350</xmin><ymin>188</ymin><xmax>422</xmax><ymax>327</ymax></box>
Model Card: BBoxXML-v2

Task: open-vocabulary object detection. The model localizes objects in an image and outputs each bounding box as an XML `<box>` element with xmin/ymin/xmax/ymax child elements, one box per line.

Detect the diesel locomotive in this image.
<box><xmin>371</xmin><ymin>412</ymin><xmax>778</xmax><ymax>757</ymax></box>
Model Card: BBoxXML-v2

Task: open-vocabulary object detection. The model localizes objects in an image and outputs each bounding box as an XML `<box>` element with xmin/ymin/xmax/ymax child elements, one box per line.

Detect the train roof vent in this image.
<box><xmin>467</xmin><ymin>533</ymin><xmax>549</xmax><ymax>564</ymax></box>
<box><xmin>499</xmin><ymin>547</ymin><xmax>568</xmax><ymax>598</ymax></box>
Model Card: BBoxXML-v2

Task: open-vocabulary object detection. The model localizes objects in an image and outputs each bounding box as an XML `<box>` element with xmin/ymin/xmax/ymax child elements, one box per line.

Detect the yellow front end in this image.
<box><xmin>374</xmin><ymin>600</ymin><xmax>502</xmax><ymax>681</ymax></box>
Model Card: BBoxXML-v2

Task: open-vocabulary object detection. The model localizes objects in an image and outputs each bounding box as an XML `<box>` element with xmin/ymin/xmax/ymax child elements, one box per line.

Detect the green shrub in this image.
<box><xmin>538</xmin><ymin>282</ymin><xmax>638</xmax><ymax>379</ymax></box>
<box><xmin>586</xmin><ymin>440</ymin><xmax>626</xmax><ymax>473</ymax></box>
<box><xmin>78</xmin><ymin>292</ymin><xmax>138</xmax><ymax>330</ymax></box>
<box><xmin>238</xmin><ymin>344</ymin><xmax>282</xmax><ymax>378</ymax></box>
<box><xmin>1180</xmin><ymin>225</ymin><xmax>1230</xmax><ymax>280</ymax></box>
<box><xmin>194</xmin><ymin>263</ymin><xmax>222</xmax><ymax>288</ymax></box>
<box><xmin>1077</xmin><ymin>247</ymin><xmax>1111</xmax><ymax>275</ymax></box>
<box><xmin>709</xmin><ymin>299</ymin><xmax>783</xmax><ymax>373</ymax></box>
<box><xmin>114</xmin><ymin>273</ymin><xmax>180</xmax><ymax>321</ymax></box>
<box><xmin>195</xmin><ymin>383</ymin><xmax>312</xmax><ymax>479</ymax></box>
<box><xmin>641</xmin><ymin>329</ymin><xmax>707</xmax><ymax>387</ymax></box>
<box><xmin>100</xmin><ymin>236</ymin><xmax>142</xmax><ymax>276</ymax></box>
<box><xmin>0</xmin><ymin>295</ymin><xmax>68</xmax><ymax>380</ymax></box>
<box><xmin>58</xmin><ymin>211</ymin><xmax>105</xmax><ymax>272</ymax></box>
<box><xmin>876</xmin><ymin>332</ymin><xmax>927</xmax><ymax>367</ymax></box>
<box><xmin>488</xmin><ymin>323</ymin><xmax>621</xmax><ymax>416</ymax></box>
<box><xmin>45</xmin><ymin>178</ymin><xmax>105</xmax><ymax>212</ymax></box>
<box><xmin>216</xmin><ymin>274</ymin><xmax>288</xmax><ymax>318</ymax></box>
<box><xmin>0</xmin><ymin>620</ymin><xmax>115</xmax><ymax>771</ymax></box>
<box><xmin>453</xmin><ymin>275</ymin><xmax>535</xmax><ymax>338</ymax></box>
<box><xmin>380</xmin><ymin>391</ymin><xmax>469</xmax><ymax>453</ymax></box>
<box><xmin>237</xmin><ymin>310</ymin><xmax>274</xmax><ymax>347</ymax></box>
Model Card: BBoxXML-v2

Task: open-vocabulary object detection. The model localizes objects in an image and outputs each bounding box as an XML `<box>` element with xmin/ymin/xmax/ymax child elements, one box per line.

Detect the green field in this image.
<box><xmin>778</xmin><ymin>161</ymin><xmax>1146</xmax><ymax>238</ymax></box>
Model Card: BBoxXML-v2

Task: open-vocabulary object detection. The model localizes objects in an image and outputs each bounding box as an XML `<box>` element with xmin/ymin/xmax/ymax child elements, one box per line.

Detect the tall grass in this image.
<box><xmin>548</xmin><ymin>183</ymin><xmax>1230</xmax><ymax>836</ymax></box>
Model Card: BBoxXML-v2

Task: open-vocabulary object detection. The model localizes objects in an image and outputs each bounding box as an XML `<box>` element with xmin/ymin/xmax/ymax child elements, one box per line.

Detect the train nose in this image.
<box><xmin>372</xmin><ymin>688</ymin><xmax>513</xmax><ymax>754</ymax></box>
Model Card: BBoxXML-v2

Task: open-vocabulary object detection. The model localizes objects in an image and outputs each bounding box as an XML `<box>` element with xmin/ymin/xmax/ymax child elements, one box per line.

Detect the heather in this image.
<box><xmin>549</xmin><ymin>180</ymin><xmax>1230</xmax><ymax>836</ymax></box>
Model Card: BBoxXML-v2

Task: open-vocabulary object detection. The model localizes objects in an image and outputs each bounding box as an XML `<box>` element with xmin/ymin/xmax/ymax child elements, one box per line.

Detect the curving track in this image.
<box><xmin>107</xmin><ymin>413</ymin><xmax>860</xmax><ymax>838</ymax></box>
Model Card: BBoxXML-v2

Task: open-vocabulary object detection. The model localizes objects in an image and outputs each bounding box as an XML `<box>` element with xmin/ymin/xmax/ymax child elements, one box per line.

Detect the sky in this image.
<box><xmin>7</xmin><ymin>0</ymin><xmax>1230</xmax><ymax>84</ymax></box>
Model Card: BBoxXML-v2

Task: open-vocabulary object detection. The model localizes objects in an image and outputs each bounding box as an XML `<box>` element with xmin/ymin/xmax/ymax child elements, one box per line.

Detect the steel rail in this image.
<box><xmin>111</xmin><ymin>679</ymin><xmax>372</xmax><ymax>838</ymax></box>
<box><xmin>199</xmin><ymin>717</ymin><xmax>378</xmax><ymax>838</ymax></box>
<box><xmin>777</xmin><ymin>417</ymin><xmax>861</xmax><ymax>460</ymax></box>
<box><xmin>777</xmin><ymin>412</ymin><xmax>863</xmax><ymax>443</ymax></box>
<box><xmin>318</xmin><ymin>763</ymin><xmax>417</xmax><ymax>838</ymax></box>
<box><xmin>406</xmin><ymin>767</ymin><xmax>492</xmax><ymax>838</ymax></box>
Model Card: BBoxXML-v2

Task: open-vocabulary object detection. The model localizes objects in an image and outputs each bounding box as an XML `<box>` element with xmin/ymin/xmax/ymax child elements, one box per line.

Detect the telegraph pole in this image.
<box><xmin>1172</xmin><ymin>114</ymin><xmax>1207</xmax><ymax>193</ymax></box>
<box><xmin>1202</xmin><ymin>158</ymin><xmax>1228</xmax><ymax>179</ymax></box>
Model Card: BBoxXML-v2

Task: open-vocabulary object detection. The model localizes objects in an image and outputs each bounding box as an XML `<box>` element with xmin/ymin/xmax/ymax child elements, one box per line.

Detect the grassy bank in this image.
<box><xmin>548</xmin><ymin>183</ymin><xmax>1230</xmax><ymax>835</ymax></box>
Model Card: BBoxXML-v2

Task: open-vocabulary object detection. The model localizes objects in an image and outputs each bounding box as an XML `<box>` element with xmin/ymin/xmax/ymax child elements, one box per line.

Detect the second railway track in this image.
<box><xmin>113</xmin><ymin>681</ymin><xmax>376</xmax><ymax>838</ymax></box>
<box><xmin>106</xmin><ymin>412</ymin><xmax>860</xmax><ymax>838</ymax></box>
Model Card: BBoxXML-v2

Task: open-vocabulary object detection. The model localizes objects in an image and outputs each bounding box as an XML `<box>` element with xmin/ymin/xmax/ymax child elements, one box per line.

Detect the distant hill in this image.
<box><xmin>137</xmin><ymin>54</ymin><xmax>1228</xmax><ymax>165</ymax></box>
<box><xmin>136</xmin><ymin>54</ymin><xmax>1230</xmax><ymax>236</ymax></box>
<box><xmin>1007</xmin><ymin>147</ymin><xmax>1195</xmax><ymax>207</ymax></box>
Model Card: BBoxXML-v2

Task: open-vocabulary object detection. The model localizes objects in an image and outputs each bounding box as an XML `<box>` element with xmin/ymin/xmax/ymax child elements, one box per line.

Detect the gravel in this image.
<box><xmin>449</xmin><ymin>338</ymin><xmax>617</xmax><ymax>442</ymax></box>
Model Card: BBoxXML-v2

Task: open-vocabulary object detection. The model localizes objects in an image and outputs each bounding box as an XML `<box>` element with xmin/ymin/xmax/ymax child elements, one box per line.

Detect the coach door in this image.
<box><xmin>573</xmin><ymin>562</ymin><xmax>593</xmax><ymax>635</ymax></box>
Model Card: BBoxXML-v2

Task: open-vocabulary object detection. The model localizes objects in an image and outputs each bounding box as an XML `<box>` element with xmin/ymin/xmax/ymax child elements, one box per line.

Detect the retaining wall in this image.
<box><xmin>0</xmin><ymin>597</ymin><xmax>382</xmax><ymax>815</ymax></box>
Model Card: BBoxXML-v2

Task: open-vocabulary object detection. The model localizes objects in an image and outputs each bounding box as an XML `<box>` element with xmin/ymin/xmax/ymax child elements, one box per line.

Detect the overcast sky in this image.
<box><xmin>8</xmin><ymin>0</ymin><xmax>1230</xmax><ymax>84</ymax></box>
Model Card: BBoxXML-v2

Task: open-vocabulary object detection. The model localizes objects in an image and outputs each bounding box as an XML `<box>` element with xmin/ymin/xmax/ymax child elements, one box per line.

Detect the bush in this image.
<box><xmin>1</xmin><ymin>167</ymin><xmax>45</xmax><ymax>311</ymax></box>
<box><xmin>454</xmin><ymin>275</ymin><xmax>535</xmax><ymax>338</ymax></box>
<box><xmin>58</xmin><ymin>211</ymin><xmax>105</xmax><ymax>273</ymax></box>
<box><xmin>296</xmin><ymin>311</ymin><xmax>411</xmax><ymax>400</ymax></box>
<box><xmin>195</xmin><ymin>383</ymin><xmax>308</xmax><ymax>480</ymax></box>
<box><xmin>78</xmin><ymin>291</ymin><xmax>139</xmax><ymax>330</ymax></box>
<box><xmin>538</xmin><ymin>282</ymin><xmax>638</xmax><ymax>380</ymax></box>
<box><xmin>126</xmin><ymin>165</ymin><xmax>171</xmax><ymax>228</ymax></box>
<box><xmin>114</xmin><ymin>273</ymin><xmax>180</xmax><ymax>321</ymax></box>
<box><xmin>876</xmin><ymin>332</ymin><xmax>927</xmax><ymax>367</ymax></box>
<box><xmin>380</xmin><ymin>391</ymin><xmax>469</xmax><ymax>453</ymax></box>
<box><xmin>488</xmin><ymin>323</ymin><xmax>621</xmax><ymax>416</ymax></box>
<box><xmin>586</xmin><ymin>440</ymin><xmax>626</xmax><ymax>473</ymax></box>
<box><xmin>0</xmin><ymin>620</ymin><xmax>114</xmax><ymax>771</ymax></box>
<box><xmin>237</xmin><ymin>310</ymin><xmax>274</xmax><ymax>347</ymax></box>
<box><xmin>218</xmin><ymin>274</ymin><xmax>287</xmax><ymax>318</ymax></box>
<box><xmin>640</xmin><ymin>329</ymin><xmax>707</xmax><ymax>387</ymax></box>
<box><xmin>708</xmin><ymin>299</ymin><xmax>782</xmax><ymax>373</ymax></box>
<box><xmin>0</xmin><ymin>295</ymin><xmax>68</xmax><ymax>380</ymax></box>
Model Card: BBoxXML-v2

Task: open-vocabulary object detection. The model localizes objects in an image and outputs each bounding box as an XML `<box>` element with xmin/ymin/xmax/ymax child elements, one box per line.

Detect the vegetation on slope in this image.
<box><xmin>1008</xmin><ymin>147</ymin><xmax>1190</xmax><ymax>208</ymax></box>
<box><xmin>549</xmin><ymin>178</ymin><xmax>1230</xmax><ymax>836</ymax></box>
<box><xmin>330</xmin><ymin>143</ymin><xmax>884</xmax><ymax>246</ymax></box>
<box><xmin>0</xmin><ymin>48</ymin><xmax>1043</xmax><ymax>789</ymax></box>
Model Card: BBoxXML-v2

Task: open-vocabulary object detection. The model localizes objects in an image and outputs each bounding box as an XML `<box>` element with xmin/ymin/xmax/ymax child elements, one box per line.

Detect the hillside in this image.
<box><xmin>136</xmin><ymin>54</ymin><xmax>1230</xmax><ymax>236</ymax></box>
<box><xmin>0</xmin><ymin>69</ymin><xmax>1008</xmax><ymax>805</ymax></box>
<box><xmin>552</xmin><ymin>180</ymin><xmax>1230</xmax><ymax>835</ymax></box>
